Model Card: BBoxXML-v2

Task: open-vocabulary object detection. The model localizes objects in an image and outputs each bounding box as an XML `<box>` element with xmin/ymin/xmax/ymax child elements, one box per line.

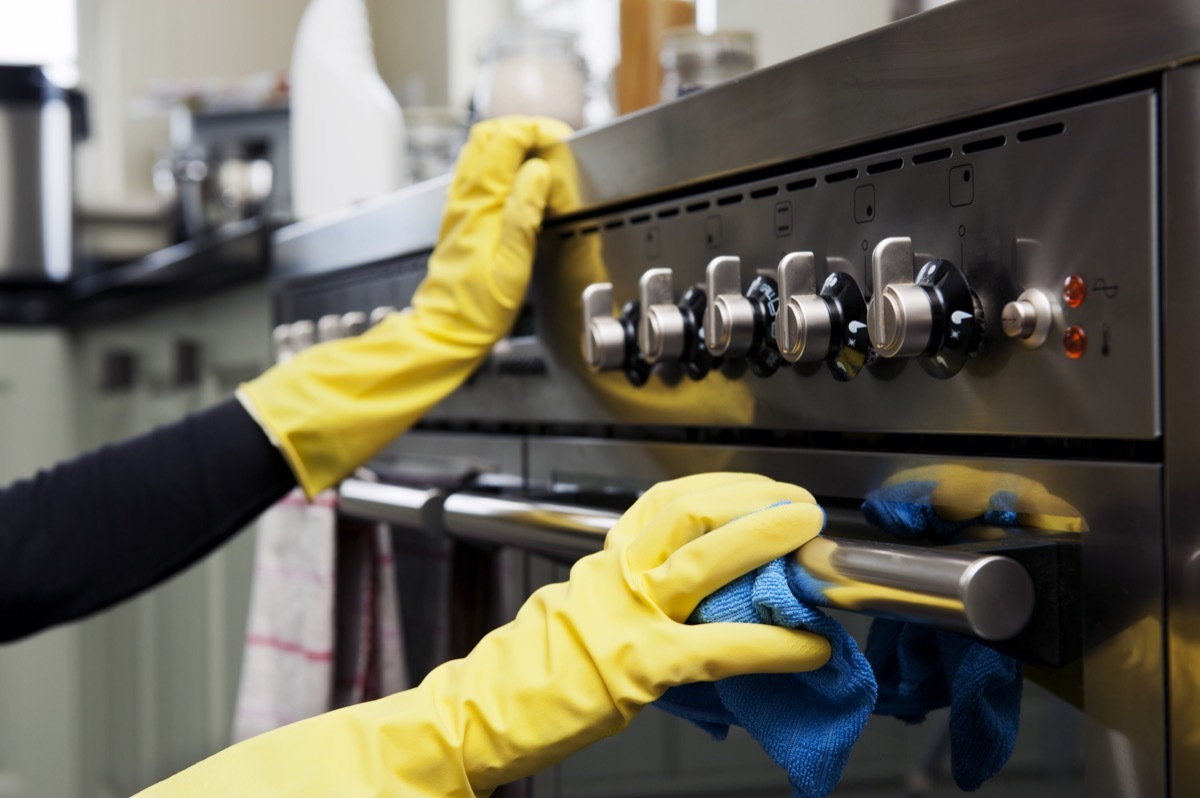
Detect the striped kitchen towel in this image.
<box><xmin>232</xmin><ymin>487</ymin><xmax>407</xmax><ymax>742</ymax></box>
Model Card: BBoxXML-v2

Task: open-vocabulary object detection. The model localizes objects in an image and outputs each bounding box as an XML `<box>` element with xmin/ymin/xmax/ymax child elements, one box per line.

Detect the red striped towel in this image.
<box><xmin>231</xmin><ymin>488</ymin><xmax>408</xmax><ymax>742</ymax></box>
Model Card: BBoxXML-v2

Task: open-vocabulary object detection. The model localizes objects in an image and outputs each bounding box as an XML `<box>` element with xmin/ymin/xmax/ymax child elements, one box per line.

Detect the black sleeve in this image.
<box><xmin>0</xmin><ymin>398</ymin><xmax>297</xmax><ymax>642</ymax></box>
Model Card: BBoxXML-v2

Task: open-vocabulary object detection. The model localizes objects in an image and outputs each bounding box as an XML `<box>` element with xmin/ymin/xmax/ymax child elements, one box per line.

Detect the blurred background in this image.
<box><xmin>0</xmin><ymin>1</ymin><xmax>952</xmax><ymax>796</ymax></box>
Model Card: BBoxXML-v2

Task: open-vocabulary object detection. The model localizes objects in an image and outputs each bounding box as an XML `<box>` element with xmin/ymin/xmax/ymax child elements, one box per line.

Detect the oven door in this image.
<box><xmin>340</xmin><ymin>432</ymin><xmax>1162</xmax><ymax>798</ymax></box>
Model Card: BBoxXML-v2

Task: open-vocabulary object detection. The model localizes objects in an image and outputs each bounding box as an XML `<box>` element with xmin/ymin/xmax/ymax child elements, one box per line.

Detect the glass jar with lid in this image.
<box><xmin>473</xmin><ymin>26</ymin><xmax>590</xmax><ymax>130</ymax></box>
<box><xmin>660</xmin><ymin>28</ymin><xmax>756</xmax><ymax>101</ymax></box>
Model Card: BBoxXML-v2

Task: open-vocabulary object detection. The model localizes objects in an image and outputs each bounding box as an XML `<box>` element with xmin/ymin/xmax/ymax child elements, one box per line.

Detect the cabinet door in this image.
<box><xmin>0</xmin><ymin>330</ymin><xmax>82</xmax><ymax>798</ymax></box>
<box><xmin>71</xmin><ymin>282</ymin><xmax>273</xmax><ymax>796</ymax></box>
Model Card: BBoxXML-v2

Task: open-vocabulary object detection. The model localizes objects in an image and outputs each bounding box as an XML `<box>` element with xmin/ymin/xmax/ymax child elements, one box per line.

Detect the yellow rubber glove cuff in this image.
<box><xmin>138</xmin><ymin>474</ymin><xmax>831</xmax><ymax>797</ymax></box>
<box><xmin>240</xmin><ymin>116</ymin><xmax>572</xmax><ymax>497</ymax></box>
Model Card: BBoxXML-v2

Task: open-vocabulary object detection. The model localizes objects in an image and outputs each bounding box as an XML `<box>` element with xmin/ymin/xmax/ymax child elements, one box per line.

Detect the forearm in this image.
<box><xmin>0</xmin><ymin>398</ymin><xmax>295</xmax><ymax>642</ymax></box>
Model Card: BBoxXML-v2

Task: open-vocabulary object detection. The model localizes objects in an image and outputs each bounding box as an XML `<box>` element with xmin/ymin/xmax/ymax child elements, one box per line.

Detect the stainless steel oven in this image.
<box><xmin>270</xmin><ymin>1</ymin><xmax>1200</xmax><ymax>794</ymax></box>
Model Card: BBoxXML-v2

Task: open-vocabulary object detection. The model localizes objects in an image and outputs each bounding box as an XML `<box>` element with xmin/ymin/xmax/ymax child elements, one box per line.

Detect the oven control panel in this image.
<box><xmin>276</xmin><ymin>90</ymin><xmax>1160</xmax><ymax>441</ymax></box>
<box><xmin>466</xmin><ymin>89</ymin><xmax>1157</xmax><ymax>440</ymax></box>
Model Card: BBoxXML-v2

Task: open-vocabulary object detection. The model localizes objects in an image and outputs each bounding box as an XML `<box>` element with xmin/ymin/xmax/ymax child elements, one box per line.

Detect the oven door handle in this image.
<box><xmin>337</xmin><ymin>480</ymin><xmax>1036</xmax><ymax>642</ymax></box>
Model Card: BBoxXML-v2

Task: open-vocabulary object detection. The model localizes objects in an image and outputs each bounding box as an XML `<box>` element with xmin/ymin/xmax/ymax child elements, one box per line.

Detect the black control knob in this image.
<box><xmin>820</xmin><ymin>272</ymin><xmax>871</xmax><ymax>382</ymax></box>
<box><xmin>744</xmin><ymin>273</ymin><xmax>782</xmax><ymax>378</ymax></box>
<box><xmin>913</xmin><ymin>258</ymin><xmax>982</xmax><ymax>379</ymax></box>
<box><xmin>677</xmin><ymin>285</ymin><xmax>719</xmax><ymax>380</ymax></box>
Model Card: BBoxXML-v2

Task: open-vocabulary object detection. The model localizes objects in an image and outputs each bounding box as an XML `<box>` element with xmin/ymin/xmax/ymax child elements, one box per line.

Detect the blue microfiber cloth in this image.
<box><xmin>653</xmin><ymin>485</ymin><xmax>1025</xmax><ymax>795</ymax></box>
<box><xmin>861</xmin><ymin>481</ymin><xmax>1024</xmax><ymax>792</ymax></box>
<box><xmin>654</xmin><ymin>555</ymin><xmax>878</xmax><ymax>798</ymax></box>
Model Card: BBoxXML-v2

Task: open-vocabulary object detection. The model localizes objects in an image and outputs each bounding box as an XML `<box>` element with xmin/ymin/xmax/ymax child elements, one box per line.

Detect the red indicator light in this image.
<box><xmin>1064</xmin><ymin>325</ymin><xmax>1087</xmax><ymax>359</ymax></box>
<box><xmin>1063</xmin><ymin>274</ymin><xmax>1087</xmax><ymax>308</ymax></box>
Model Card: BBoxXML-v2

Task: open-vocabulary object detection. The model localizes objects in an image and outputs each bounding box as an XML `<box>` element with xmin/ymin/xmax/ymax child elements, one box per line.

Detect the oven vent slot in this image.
<box><xmin>962</xmin><ymin>135</ymin><xmax>1006</xmax><ymax>154</ymax></box>
<box><xmin>656</xmin><ymin>207</ymin><xmax>680</xmax><ymax>218</ymax></box>
<box><xmin>686</xmin><ymin>200</ymin><xmax>711</xmax><ymax>213</ymax></box>
<box><xmin>629</xmin><ymin>213</ymin><xmax>652</xmax><ymax>225</ymax></box>
<box><xmin>1017</xmin><ymin>122</ymin><xmax>1065</xmax><ymax>142</ymax></box>
<box><xmin>750</xmin><ymin>186</ymin><xmax>779</xmax><ymax>199</ymax></box>
<box><xmin>912</xmin><ymin>147</ymin><xmax>953</xmax><ymax>165</ymax></box>
<box><xmin>825</xmin><ymin>168</ymin><xmax>859</xmax><ymax>183</ymax></box>
<box><xmin>866</xmin><ymin>158</ymin><xmax>903</xmax><ymax>175</ymax></box>
<box><xmin>557</xmin><ymin>230</ymin><xmax>575</xmax><ymax>240</ymax></box>
<box><xmin>787</xmin><ymin>177</ymin><xmax>817</xmax><ymax>192</ymax></box>
<box><xmin>716</xmin><ymin>193</ymin><xmax>744</xmax><ymax>206</ymax></box>
<box><xmin>604</xmin><ymin>219</ymin><xmax>625</xmax><ymax>230</ymax></box>
<box><xmin>580</xmin><ymin>225</ymin><xmax>599</xmax><ymax>235</ymax></box>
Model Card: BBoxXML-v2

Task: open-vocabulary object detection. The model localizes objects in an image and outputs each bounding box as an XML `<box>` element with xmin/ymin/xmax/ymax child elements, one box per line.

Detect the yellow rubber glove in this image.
<box><xmin>137</xmin><ymin>473</ymin><xmax>831</xmax><ymax>797</ymax></box>
<box><xmin>239</xmin><ymin>116</ymin><xmax>573</xmax><ymax>498</ymax></box>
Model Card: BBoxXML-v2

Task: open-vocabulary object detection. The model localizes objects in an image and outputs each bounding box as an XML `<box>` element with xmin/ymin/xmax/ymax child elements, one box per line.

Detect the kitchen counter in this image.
<box><xmin>0</xmin><ymin>217</ymin><xmax>270</xmax><ymax>326</ymax></box>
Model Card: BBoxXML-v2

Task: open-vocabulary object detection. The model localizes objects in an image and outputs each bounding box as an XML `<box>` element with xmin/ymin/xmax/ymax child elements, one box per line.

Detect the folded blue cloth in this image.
<box><xmin>653</xmin><ymin>484</ymin><xmax>1025</xmax><ymax>795</ymax></box>
<box><xmin>654</xmin><ymin>556</ymin><xmax>877</xmax><ymax>798</ymax></box>
<box><xmin>861</xmin><ymin>480</ymin><xmax>1023</xmax><ymax>792</ymax></box>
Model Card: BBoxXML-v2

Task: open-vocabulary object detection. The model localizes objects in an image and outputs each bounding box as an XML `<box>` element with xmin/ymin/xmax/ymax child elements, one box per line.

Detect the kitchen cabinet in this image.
<box><xmin>0</xmin><ymin>280</ymin><xmax>271</xmax><ymax>798</ymax></box>
<box><xmin>71</xmin><ymin>280</ymin><xmax>273</xmax><ymax>796</ymax></box>
<box><xmin>0</xmin><ymin>330</ymin><xmax>82</xmax><ymax>798</ymax></box>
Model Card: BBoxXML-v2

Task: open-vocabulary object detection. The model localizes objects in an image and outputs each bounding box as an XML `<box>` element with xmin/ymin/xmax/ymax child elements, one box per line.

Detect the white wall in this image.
<box><xmin>0</xmin><ymin>0</ymin><xmax>76</xmax><ymax>69</ymax></box>
<box><xmin>711</xmin><ymin>0</ymin><xmax>893</xmax><ymax>69</ymax></box>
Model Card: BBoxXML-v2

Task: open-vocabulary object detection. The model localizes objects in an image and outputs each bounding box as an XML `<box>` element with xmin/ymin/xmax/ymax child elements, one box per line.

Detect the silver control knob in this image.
<box><xmin>704</xmin><ymin>255</ymin><xmax>756</xmax><ymax>357</ymax></box>
<box><xmin>271</xmin><ymin>324</ymin><xmax>293</xmax><ymax>364</ymax></box>
<box><xmin>289</xmin><ymin>319</ymin><xmax>316</xmax><ymax>351</ymax></box>
<box><xmin>867</xmin><ymin>237</ymin><xmax>935</xmax><ymax>358</ymax></box>
<box><xmin>581</xmin><ymin>283</ymin><xmax>627</xmax><ymax>371</ymax></box>
<box><xmin>317</xmin><ymin>314</ymin><xmax>343</xmax><ymax>342</ymax></box>
<box><xmin>638</xmin><ymin>268</ymin><xmax>686</xmax><ymax>364</ymax></box>
<box><xmin>776</xmin><ymin>251</ymin><xmax>833</xmax><ymax>363</ymax></box>
<box><xmin>369</xmin><ymin>306</ymin><xmax>397</xmax><ymax>326</ymax></box>
<box><xmin>341</xmin><ymin>311</ymin><xmax>368</xmax><ymax>337</ymax></box>
<box><xmin>1001</xmin><ymin>288</ymin><xmax>1055</xmax><ymax>349</ymax></box>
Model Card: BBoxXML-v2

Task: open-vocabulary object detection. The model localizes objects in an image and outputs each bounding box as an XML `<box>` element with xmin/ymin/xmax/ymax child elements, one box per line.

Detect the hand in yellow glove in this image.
<box><xmin>138</xmin><ymin>473</ymin><xmax>831</xmax><ymax>797</ymax></box>
<box><xmin>239</xmin><ymin>115</ymin><xmax>573</xmax><ymax>497</ymax></box>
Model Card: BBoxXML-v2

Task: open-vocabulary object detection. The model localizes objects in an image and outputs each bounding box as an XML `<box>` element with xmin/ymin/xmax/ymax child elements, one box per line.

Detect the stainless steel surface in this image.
<box><xmin>1002</xmin><ymin>288</ymin><xmax>1056</xmax><ymax>348</ymax></box>
<box><xmin>638</xmin><ymin>268</ymin><xmax>685</xmax><ymax>363</ymax></box>
<box><xmin>279</xmin><ymin>92</ymin><xmax>1159</xmax><ymax>439</ymax></box>
<box><xmin>337</xmin><ymin>479</ymin><xmax>439</xmax><ymax>528</ymax></box>
<box><xmin>1163</xmin><ymin>63</ymin><xmax>1200</xmax><ymax>798</ymax></box>
<box><xmin>272</xmin><ymin>176</ymin><xmax>448</xmax><ymax>279</ymax></box>
<box><xmin>442</xmin><ymin>492</ymin><xmax>613</xmax><ymax>561</ymax></box>
<box><xmin>867</xmin><ymin>237</ymin><xmax>931</xmax><ymax>358</ymax></box>
<box><xmin>776</xmin><ymin>252</ymin><xmax>833</xmax><ymax>363</ymax></box>
<box><xmin>581</xmin><ymin>282</ymin><xmax>626</xmax><ymax>371</ymax></box>
<box><xmin>704</xmin><ymin>255</ymin><xmax>755</xmax><ymax>357</ymax></box>
<box><xmin>433</xmin><ymin>91</ymin><xmax>1156</xmax><ymax>437</ymax></box>
<box><xmin>341</xmin><ymin>476</ymin><xmax>1038</xmax><ymax>641</ymax></box>
<box><xmin>0</xmin><ymin>100</ymin><xmax>73</xmax><ymax>280</ymax></box>
<box><xmin>558</xmin><ymin>0</ymin><xmax>1200</xmax><ymax>214</ymax></box>
<box><xmin>524</xmin><ymin>436</ymin><xmax>1163</xmax><ymax>797</ymax></box>
<box><xmin>794</xmin><ymin>536</ymin><xmax>1034</xmax><ymax>641</ymax></box>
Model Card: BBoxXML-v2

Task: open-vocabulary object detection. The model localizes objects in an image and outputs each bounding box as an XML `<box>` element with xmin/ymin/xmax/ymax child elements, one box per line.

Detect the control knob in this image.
<box><xmin>581</xmin><ymin>283</ymin><xmax>651</xmax><ymax>386</ymax></box>
<box><xmin>637</xmin><ymin>268</ymin><xmax>716</xmax><ymax>379</ymax></box>
<box><xmin>866</xmin><ymin>237</ymin><xmax>981</xmax><ymax>379</ymax></box>
<box><xmin>776</xmin><ymin>252</ymin><xmax>871</xmax><ymax>381</ymax></box>
<box><xmin>1001</xmin><ymin>288</ymin><xmax>1056</xmax><ymax>349</ymax></box>
<box><xmin>704</xmin><ymin>255</ymin><xmax>782</xmax><ymax>377</ymax></box>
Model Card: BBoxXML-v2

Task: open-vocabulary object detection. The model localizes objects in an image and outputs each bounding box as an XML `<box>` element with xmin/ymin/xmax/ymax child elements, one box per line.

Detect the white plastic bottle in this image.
<box><xmin>289</xmin><ymin>0</ymin><xmax>406</xmax><ymax>219</ymax></box>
